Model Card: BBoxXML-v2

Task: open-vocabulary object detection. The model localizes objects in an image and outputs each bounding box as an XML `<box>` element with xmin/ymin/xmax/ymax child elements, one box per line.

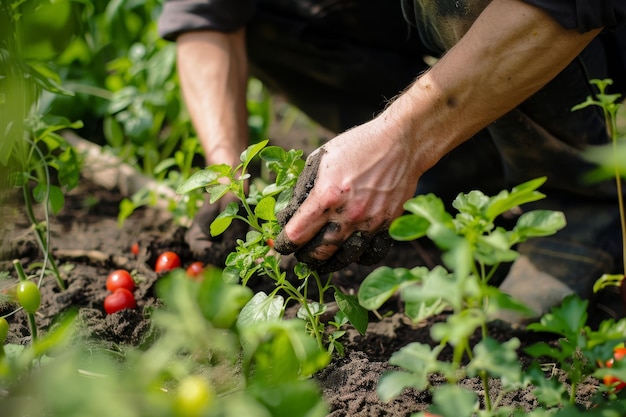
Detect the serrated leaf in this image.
<box><xmin>430</xmin><ymin>385</ymin><xmax>477</xmax><ymax>417</ymax></box>
<box><xmin>468</xmin><ymin>337</ymin><xmax>522</xmax><ymax>386</ymax></box>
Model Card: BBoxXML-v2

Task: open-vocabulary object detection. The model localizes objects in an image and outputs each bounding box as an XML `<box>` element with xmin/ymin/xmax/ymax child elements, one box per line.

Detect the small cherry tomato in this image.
<box><xmin>131</xmin><ymin>242</ymin><xmax>140</xmax><ymax>256</ymax></box>
<box><xmin>186</xmin><ymin>262</ymin><xmax>204</xmax><ymax>278</ymax></box>
<box><xmin>106</xmin><ymin>269</ymin><xmax>136</xmax><ymax>292</ymax></box>
<box><xmin>0</xmin><ymin>317</ymin><xmax>9</xmax><ymax>344</ymax></box>
<box><xmin>603</xmin><ymin>347</ymin><xmax>626</xmax><ymax>391</ymax></box>
<box><xmin>155</xmin><ymin>251</ymin><xmax>182</xmax><ymax>273</ymax></box>
<box><xmin>104</xmin><ymin>288</ymin><xmax>136</xmax><ymax>314</ymax></box>
<box><xmin>266</xmin><ymin>238</ymin><xmax>274</xmax><ymax>248</ymax></box>
<box><xmin>17</xmin><ymin>280</ymin><xmax>41</xmax><ymax>314</ymax></box>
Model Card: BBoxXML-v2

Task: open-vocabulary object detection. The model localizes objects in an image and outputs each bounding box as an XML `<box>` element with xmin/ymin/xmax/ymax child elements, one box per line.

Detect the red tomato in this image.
<box><xmin>104</xmin><ymin>288</ymin><xmax>137</xmax><ymax>314</ymax></box>
<box><xmin>155</xmin><ymin>251</ymin><xmax>182</xmax><ymax>273</ymax></box>
<box><xmin>186</xmin><ymin>262</ymin><xmax>204</xmax><ymax>278</ymax></box>
<box><xmin>131</xmin><ymin>242</ymin><xmax>139</xmax><ymax>256</ymax></box>
<box><xmin>266</xmin><ymin>238</ymin><xmax>274</xmax><ymax>248</ymax></box>
<box><xmin>106</xmin><ymin>269</ymin><xmax>136</xmax><ymax>292</ymax></box>
<box><xmin>603</xmin><ymin>347</ymin><xmax>626</xmax><ymax>391</ymax></box>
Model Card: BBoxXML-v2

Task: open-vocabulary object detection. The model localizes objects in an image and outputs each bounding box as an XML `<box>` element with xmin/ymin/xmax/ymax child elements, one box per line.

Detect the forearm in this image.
<box><xmin>176</xmin><ymin>28</ymin><xmax>249</xmax><ymax>167</ymax></box>
<box><xmin>382</xmin><ymin>0</ymin><xmax>601</xmax><ymax>176</ymax></box>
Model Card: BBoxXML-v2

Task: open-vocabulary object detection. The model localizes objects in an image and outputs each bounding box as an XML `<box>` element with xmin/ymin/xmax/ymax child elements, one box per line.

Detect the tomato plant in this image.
<box><xmin>185</xmin><ymin>262</ymin><xmax>204</xmax><ymax>278</ymax></box>
<box><xmin>17</xmin><ymin>280</ymin><xmax>41</xmax><ymax>314</ymax></box>
<box><xmin>104</xmin><ymin>288</ymin><xmax>137</xmax><ymax>314</ymax></box>
<box><xmin>106</xmin><ymin>269</ymin><xmax>136</xmax><ymax>292</ymax></box>
<box><xmin>603</xmin><ymin>347</ymin><xmax>626</xmax><ymax>391</ymax></box>
<box><xmin>155</xmin><ymin>251</ymin><xmax>182</xmax><ymax>273</ymax></box>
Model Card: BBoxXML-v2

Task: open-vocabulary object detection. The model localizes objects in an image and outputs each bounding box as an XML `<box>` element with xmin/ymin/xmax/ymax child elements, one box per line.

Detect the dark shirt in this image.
<box><xmin>524</xmin><ymin>0</ymin><xmax>626</xmax><ymax>32</ymax></box>
<box><xmin>158</xmin><ymin>0</ymin><xmax>254</xmax><ymax>40</ymax></box>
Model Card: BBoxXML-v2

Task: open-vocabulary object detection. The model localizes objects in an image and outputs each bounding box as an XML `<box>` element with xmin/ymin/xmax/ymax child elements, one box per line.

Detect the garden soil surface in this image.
<box><xmin>0</xmin><ymin>144</ymin><xmax>608</xmax><ymax>416</ymax></box>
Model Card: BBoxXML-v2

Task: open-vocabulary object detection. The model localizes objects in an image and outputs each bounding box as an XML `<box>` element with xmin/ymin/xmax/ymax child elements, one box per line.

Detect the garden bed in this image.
<box><xmin>1</xmin><ymin>168</ymin><xmax>605</xmax><ymax>416</ymax></box>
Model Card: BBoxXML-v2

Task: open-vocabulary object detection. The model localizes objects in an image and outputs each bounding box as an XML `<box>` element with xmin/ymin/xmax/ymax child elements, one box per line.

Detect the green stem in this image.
<box><xmin>27</xmin><ymin>312</ymin><xmax>37</xmax><ymax>342</ymax></box>
<box><xmin>21</xmin><ymin>185</ymin><xmax>66</xmax><ymax>290</ymax></box>
<box><xmin>480</xmin><ymin>370</ymin><xmax>492</xmax><ymax>411</ymax></box>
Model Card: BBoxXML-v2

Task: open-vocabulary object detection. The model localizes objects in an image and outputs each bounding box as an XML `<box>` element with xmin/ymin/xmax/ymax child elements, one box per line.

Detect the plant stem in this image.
<box><xmin>21</xmin><ymin>185</ymin><xmax>66</xmax><ymax>290</ymax></box>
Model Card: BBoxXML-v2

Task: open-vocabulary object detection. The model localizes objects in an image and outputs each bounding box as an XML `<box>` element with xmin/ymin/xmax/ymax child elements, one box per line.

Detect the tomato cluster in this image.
<box><xmin>602</xmin><ymin>347</ymin><xmax>626</xmax><ymax>392</ymax></box>
<box><xmin>104</xmin><ymin>269</ymin><xmax>137</xmax><ymax>314</ymax></box>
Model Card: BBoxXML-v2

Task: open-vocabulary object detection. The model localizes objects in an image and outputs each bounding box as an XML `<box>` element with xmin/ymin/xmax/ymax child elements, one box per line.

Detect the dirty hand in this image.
<box><xmin>273</xmin><ymin>119</ymin><xmax>420</xmax><ymax>274</ymax></box>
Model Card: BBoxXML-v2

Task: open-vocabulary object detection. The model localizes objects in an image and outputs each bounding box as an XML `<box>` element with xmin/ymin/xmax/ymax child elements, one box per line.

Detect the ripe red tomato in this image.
<box><xmin>104</xmin><ymin>288</ymin><xmax>136</xmax><ymax>314</ymax></box>
<box><xmin>603</xmin><ymin>347</ymin><xmax>626</xmax><ymax>391</ymax></box>
<box><xmin>186</xmin><ymin>262</ymin><xmax>204</xmax><ymax>278</ymax></box>
<box><xmin>266</xmin><ymin>238</ymin><xmax>274</xmax><ymax>248</ymax></box>
<box><xmin>106</xmin><ymin>269</ymin><xmax>136</xmax><ymax>292</ymax></box>
<box><xmin>155</xmin><ymin>251</ymin><xmax>182</xmax><ymax>273</ymax></box>
<box><xmin>131</xmin><ymin>242</ymin><xmax>139</xmax><ymax>256</ymax></box>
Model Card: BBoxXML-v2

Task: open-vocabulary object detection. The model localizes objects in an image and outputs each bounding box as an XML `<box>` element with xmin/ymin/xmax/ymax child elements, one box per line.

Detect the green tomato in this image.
<box><xmin>173</xmin><ymin>375</ymin><xmax>215</xmax><ymax>417</ymax></box>
<box><xmin>0</xmin><ymin>317</ymin><xmax>8</xmax><ymax>343</ymax></box>
<box><xmin>17</xmin><ymin>281</ymin><xmax>41</xmax><ymax>314</ymax></box>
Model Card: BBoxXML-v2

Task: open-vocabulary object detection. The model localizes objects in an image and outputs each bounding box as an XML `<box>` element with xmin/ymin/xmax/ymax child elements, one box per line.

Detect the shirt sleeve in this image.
<box><xmin>158</xmin><ymin>0</ymin><xmax>255</xmax><ymax>41</ymax></box>
<box><xmin>524</xmin><ymin>0</ymin><xmax>626</xmax><ymax>32</ymax></box>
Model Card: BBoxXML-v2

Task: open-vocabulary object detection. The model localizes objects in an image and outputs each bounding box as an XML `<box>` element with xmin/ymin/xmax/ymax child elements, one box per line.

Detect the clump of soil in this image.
<box><xmin>0</xmin><ymin>176</ymin><xmax>604</xmax><ymax>416</ymax></box>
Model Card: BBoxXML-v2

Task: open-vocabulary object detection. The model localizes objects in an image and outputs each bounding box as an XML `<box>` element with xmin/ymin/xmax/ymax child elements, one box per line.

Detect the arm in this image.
<box><xmin>276</xmin><ymin>0</ymin><xmax>601</xmax><ymax>261</ymax></box>
<box><xmin>176</xmin><ymin>28</ymin><xmax>249</xmax><ymax>168</ymax></box>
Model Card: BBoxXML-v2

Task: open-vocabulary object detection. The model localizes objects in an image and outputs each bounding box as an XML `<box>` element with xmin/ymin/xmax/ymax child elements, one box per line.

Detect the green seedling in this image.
<box><xmin>573</xmin><ymin>79</ymin><xmax>626</xmax><ymax>293</ymax></box>
<box><xmin>358</xmin><ymin>177</ymin><xmax>570</xmax><ymax>415</ymax></box>
<box><xmin>177</xmin><ymin>140</ymin><xmax>369</xmax><ymax>353</ymax></box>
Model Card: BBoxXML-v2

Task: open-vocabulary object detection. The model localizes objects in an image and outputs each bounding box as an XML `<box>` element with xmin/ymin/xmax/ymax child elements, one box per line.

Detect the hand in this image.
<box><xmin>274</xmin><ymin>118</ymin><xmax>420</xmax><ymax>273</ymax></box>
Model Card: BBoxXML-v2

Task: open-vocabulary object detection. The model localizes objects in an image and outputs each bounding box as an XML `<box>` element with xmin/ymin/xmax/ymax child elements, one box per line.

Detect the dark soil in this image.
<box><xmin>0</xmin><ymin>174</ymin><xmax>604</xmax><ymax>416</ymax></box>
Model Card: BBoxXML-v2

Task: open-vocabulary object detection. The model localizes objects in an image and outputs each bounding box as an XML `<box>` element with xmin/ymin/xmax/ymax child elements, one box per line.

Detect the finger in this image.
<box><xmin>357</xmin><ymin>231</ymin><xmax>393</xmax><ymax>265</ymax></box>
<box><xmin>292</xmin><ymin>222</ymin><xmax>344</xmax><ymax>263</ymax></box>
<box><xmin>276</xmin><ymin>148</ymin><xmax>326</xmax><ymax>227</ymax></box>
<box><xmin>297</xmin><ymin>231</ymin><xmax>370</xmax><ymax>274</ymax></box>
<box><xmin>275</xmin><ymin>149</ymin><xmax>328</xmax><ymax>254</ymax></box>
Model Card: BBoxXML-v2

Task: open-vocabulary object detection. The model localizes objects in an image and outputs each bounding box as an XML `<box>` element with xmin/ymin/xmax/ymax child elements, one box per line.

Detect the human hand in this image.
<box><xmin>273</xmin><ymin>120</ymin><xmax>420</xmax><ymax>273</ymax></box>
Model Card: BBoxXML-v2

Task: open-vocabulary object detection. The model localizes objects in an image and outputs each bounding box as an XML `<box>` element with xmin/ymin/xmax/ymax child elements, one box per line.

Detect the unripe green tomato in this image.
<box><xmin>173</xmin><ymin>375</ymin><xmax>215</xmax><ymax>417</ymax></box>
<box><xmin>17</xmin><ymin>281</ymin><xmax>41</xmax><ymax>314</ymax></box>
<box><xmin>0</xmin><ymin>317</ymin><xmax>8</xmax><ymax>343</ymax></box>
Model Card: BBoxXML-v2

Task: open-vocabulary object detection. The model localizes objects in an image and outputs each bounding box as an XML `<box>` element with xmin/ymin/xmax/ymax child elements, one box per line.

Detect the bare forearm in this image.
<box><xmin>382</xmin><ymin>0</ymin><xmax>601</xmax><ymax>176</ymax></box>
<box><xmin>176</xmin><ymin>29</ymin><xmax>249</xmax><ymax>167</ymax></box>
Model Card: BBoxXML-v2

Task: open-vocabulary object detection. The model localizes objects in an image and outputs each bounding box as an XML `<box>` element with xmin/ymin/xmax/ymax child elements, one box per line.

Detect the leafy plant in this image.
<box><xmin>177</xmin><ymin>140</ymin><xmax>369</xmax><ymax>354</ymax></box>
<box><xmin>0</xmin><ymin>268</ymin><xmax>330</xmax><ymax>417</ymax></box>
<box><xmin>573</xmin><ymin>79</ymin><xmax>626</xmax><ymax>295</ymax></box>
<box><xmin>1</xmin><ymin>0</ymin><xmax>84</xmax><ymax>293</ymax></box>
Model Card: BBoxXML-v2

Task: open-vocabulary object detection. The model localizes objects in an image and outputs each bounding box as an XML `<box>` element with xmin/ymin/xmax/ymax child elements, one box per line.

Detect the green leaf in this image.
<box><xmin>334</xmin><ymin>291</ymin><xmax>368</xmax><ymax>335</ymax></box>
<box><xmin>526</xmin><ymin>294</ymin><xmax>588</xmax><ymax>340</ymax></box>
<box><xmin>358</xmin><ymin>266</ymin><xmax>424</xmax><ymax>310</ymax></box>
<box><xmin>176</xmin><ymin>166</ymin><xmax>225</xmax><ymax>194</ymax></box>
<box><xmin>511</xmin><ymin>210</ymin><xmax>566</xmax><ymax>242</ymax></box>
<box><xmin>207</xmin><ymin>183</ymin><xmax>231</xmax><ymax>204</ymax></box>
<box><xmin>430</xmin><ymin>385</ymin><xmax>477</xmax><ymax>417</ymax></box>
<box><xmin>33</xmin><ymin>183</ymin><xmax>64</xmax><ymax>214</ymax></box>
<box><xmin>467</xmin><ymin>337</ymin><xmax>522</xmax><ymax>387</ymax></box>
<box><xmin>377</xmin><ymin>371</ymin><xmax>426</xmax><ymax>403</ymax></box>
<box><xmin>484</xmin><ymin>177</ymin><xmax>547</xmax><ymax>220</ymax></box>
<box><xmin>402</xmin><ymin>194</ymin><xmax>454</xmax><ymax>226</ymax></box>
<box><xmin>430</xmin><ymin>308</ymin><xmax>485</xmax><ymax>346</ymax></box>
<box><xmin>389</xmin><ymin>214</ymin><xmax>430</xmax><ymax>241</ymax></box>
<box><xmin>210</xmin><ymin>202</ymin><xmax>241</xmax><ymax>236</ymax></box>
<box><xmin>254</xmin><ymin>196</ymin><xmax>276</xmax><ymax>221</ymax></box>
<box><xmin>240</xmin><ymin>140</ymin><xmax>268</xmax><ymax>165</ymax></box>
<box><xmin>237</xmin><ymin>292</ymin><xmax>284</xmax><ymax>327</ymax></box>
